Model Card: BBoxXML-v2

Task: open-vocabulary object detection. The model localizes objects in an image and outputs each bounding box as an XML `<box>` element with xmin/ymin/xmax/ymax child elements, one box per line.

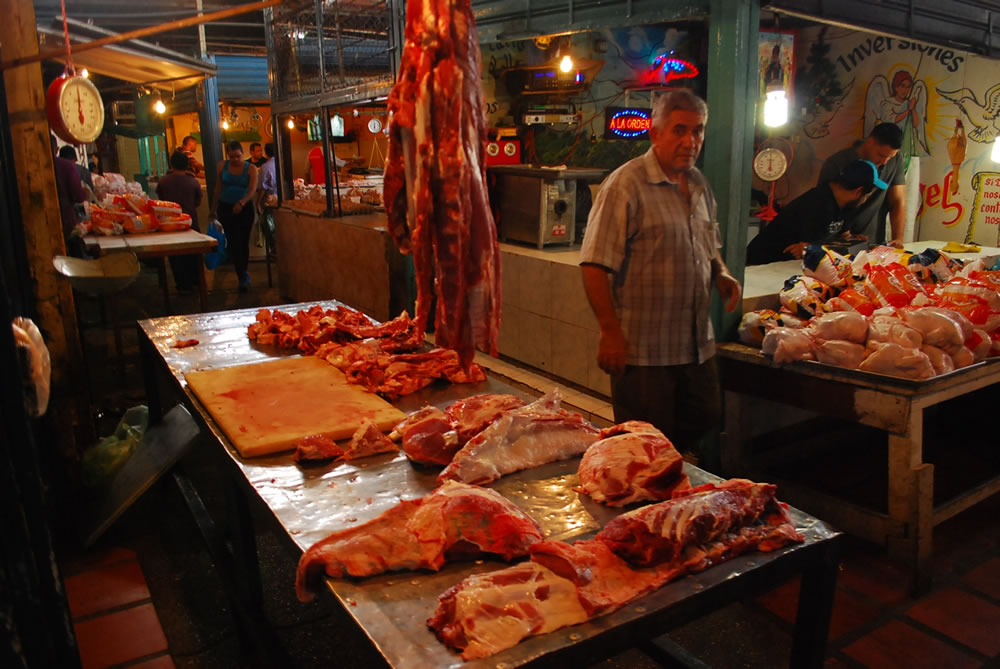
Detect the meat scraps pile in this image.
<box><xmin>293</xmin><ymin>390</ymin><xmax>804</xmax><ymax>660</ymax></box>
<box><xmin>740</xmin><ymin>244</ymin><xmax>1000</xmax><ymax>379</ymax></box>
<box><xmin>247</xmin><ymin>305</ymin><xmax>485</xmax><ymax>399</ymax></box>
<box><xmin>383</xmin><ymin>0</ymin><xmax>501</xmax><ymax>367</ymax></box>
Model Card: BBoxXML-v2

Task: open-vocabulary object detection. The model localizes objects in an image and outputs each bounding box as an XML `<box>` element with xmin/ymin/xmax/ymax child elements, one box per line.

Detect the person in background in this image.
<box><xmin>248</xmin><ymin>142</ymin><xmax>267</xmax><ymax>168</ymax></box>
<box><xmin>157</xmin><ymin>151</ymin><xmax>204</xmax><ymax>293</ymax></box>
<box><xmin>746</xmin><ymin>160</ymin><xmax>888</xmax><ymax>265</ymax></box>
<box><xmin>256</xmin><ymin>142</ymin><xmax>277</xmax><ymax>209</ymax></box>
<box><xmin>51</xmin><ymin>136</ymin><xmax>87</xmax><ymax>242</ymax></box>
<box><xmin>58</xmin><ymin>145</ymin><xmax>94</xmax><ymax>193</ymax></box>
<box><xmin>579</xmin><ymin>89</ymin><xmax>742</xmax><ymax>460</ymax></box>
<box><xmin>818</xmin><ymin>122</ymin><xmax>905</xmax><ymax>247</ymax></box>
<box><xmin>177</xmin><ymin>135</ymin><xmax>206</xmax><ymax>177</ymax></box>
<box><xmin>305</xmin><ymin>140</ymin><xmax>347</xmax><ymax>185</ymax></box>
<box><xmin>211</xmin><ymin>140</ymin><xmax>258</xmax><ymax>292</ymax></box>
<box><xmin>88</xmin><ymin>151</ymin><xmax>102</xmax><ymax>175</ymax></box>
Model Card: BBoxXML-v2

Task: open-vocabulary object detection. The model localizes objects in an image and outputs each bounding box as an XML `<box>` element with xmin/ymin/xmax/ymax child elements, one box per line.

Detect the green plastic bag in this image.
<box><xmin>81</xmin><ymin>406</ymin><xmax>149</xmax><ymax>488</ymax></box>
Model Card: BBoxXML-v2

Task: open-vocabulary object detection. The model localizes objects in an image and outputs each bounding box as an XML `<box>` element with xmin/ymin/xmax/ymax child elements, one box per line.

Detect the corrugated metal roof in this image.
<box><xmin>215</xmin><ymin>54</ymin><xmax>270</xmax><ymax>103</ymax></box>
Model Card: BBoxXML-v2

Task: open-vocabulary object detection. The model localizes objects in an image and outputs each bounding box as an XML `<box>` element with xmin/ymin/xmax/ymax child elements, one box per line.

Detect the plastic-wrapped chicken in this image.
<box><xmin>908</xmin><ymin>249</ymin><xmax>959</xmax><ymax>283</ymax></box>
<box><xmin>802</xmin><ymin>245</ymin><xmax>854</xmax><ymax>288</ymax></box>
<box><xmin>900</xmin><ymin>307</ymin><xmax>966</xmax><ymax>354</ymax></box>
<box><xmin>807</xmin><ymin>311</ymin><xmax>868</xmax><ymax>345</ymax></box>
<box><xmin>952</xmin><ymin>346</ymin><xmax>975</xmax><ymax>368</ymax></box>
<box><xmin>868</xmin><ymin>315</ymin><xmax>923</xmax><ymax>349</ymax></box>
<box><xmin>936</xmin><ymin>277</ymin><xmax>1000</xmax><ymax>311</ymax></box>
<box><xmin>864</xmin><ymin>263</ymin><xmax>927</xmax><ymax>308</ymax></box>
<box><xmin>814</xmin><ymin>339</ymin><xmax>866</xmax><ymax>369</ymax></box>
<box><xmin>827</xmin><ymin>287</ymin><xmax>876</xmax><ymax>316</ymax></box>
<box><xmin>761</xmin><ymin>327</ymin><xmax>815</xmax><ymax>363</ymax></box>
<box><xmin>859</xmin><ymin>342</ymin><xmax>935</xmax><ymax>380</ymax></box>
<box><xmin>779</xmin><ymin>276</ymin><xmax>832</xmax><ymax>319</ymax></box>
<box><xmin>965</xmin><ymin>329</ymin><xmax>992</xmax><ymax>361</ymax></box>
<box><xmin>738</xmin><ymin>309</ymin><xmax>804</xmax><ymax>347</ymax></box>
<box><xmin>920</xmin><ymin>345</ymin><xmax>955</xmax><ymax>376</ymax></box>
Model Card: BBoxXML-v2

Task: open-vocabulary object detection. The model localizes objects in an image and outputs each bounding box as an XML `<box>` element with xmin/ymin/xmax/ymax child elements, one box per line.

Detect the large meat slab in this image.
<box><xmin>185</xmin><ymin>356</ymin><xmax>404</xmax><ymax>458</ymax></box>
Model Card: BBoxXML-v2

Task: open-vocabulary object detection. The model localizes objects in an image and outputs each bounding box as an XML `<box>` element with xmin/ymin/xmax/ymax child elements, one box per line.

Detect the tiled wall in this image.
<box><xmin>499</xmin><ymin>246</ymin><xmax>611</xmax><ymax>397</ymax></box>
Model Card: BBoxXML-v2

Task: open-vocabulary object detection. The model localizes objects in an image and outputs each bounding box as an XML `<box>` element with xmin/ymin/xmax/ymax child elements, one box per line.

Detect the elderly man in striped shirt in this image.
<box><xmin>579</xmin><ymin>88</ymin><xmax>741</xmax><ymax>460</ymax></box>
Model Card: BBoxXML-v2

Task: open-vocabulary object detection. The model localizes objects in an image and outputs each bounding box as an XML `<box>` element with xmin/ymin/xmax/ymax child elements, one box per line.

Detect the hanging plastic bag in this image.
<box><xmin>81</xmin><ymin>406</ymin><xmax>149</xmax><ymax>488</ymax></box>
<box><xmin>204</xmin><ymin>218</ymin><xmax>228</xmax><ymax>270</ymax></box>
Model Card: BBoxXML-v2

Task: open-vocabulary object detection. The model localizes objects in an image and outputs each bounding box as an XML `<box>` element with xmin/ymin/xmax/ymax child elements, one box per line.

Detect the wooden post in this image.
<box><xmin>2</xmin><ymin>0</ymin><xmax>92</xmax><ymax>472</ymax></box>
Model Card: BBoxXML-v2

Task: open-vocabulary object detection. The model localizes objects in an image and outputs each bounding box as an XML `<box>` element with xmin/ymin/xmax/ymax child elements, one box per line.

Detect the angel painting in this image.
<box><xmin>864</xmin><ymin>70</ymin><xmax>930</xmax><ymax>157</ymax></box>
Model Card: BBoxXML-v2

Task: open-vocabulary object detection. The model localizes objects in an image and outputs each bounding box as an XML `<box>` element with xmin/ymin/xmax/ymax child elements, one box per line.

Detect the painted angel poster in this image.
<box><xmin>864</xmin><ymin>69</ymin><xmax>930</xmax><ymax>157</ymax></box>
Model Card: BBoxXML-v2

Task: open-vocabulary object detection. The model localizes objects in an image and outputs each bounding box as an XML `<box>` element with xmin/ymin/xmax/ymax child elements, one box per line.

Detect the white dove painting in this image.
<box><xmin>936</xmin><ymin>83</ymin><xmax>1000</xmax><ymax>143</ymax></box>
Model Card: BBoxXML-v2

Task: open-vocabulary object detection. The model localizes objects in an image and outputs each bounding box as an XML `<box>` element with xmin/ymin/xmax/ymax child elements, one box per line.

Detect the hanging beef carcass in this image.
<box><xmin>383</xmin><ymin>0</ymin><xmax>501</xmax><ymax>367</ymax></box>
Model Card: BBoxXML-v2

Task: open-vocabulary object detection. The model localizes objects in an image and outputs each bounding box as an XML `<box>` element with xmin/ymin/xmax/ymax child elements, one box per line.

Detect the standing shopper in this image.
<box><xmin>211</xmin><ymin>141</ymin><xmax>258</xmax><ymax>292</ymax></box>
<box><xmin>157</xmin><ymin>151</ymin><xmax>204</xmax><ymax>292</ymax></box>
<box><xmin>579</xmin><ymin>89</ymin><xmax>741</xmax><ymax>457</ymax></box>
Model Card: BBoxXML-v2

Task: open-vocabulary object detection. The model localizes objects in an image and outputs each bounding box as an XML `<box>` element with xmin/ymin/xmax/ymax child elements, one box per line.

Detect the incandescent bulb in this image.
<box><xmin>222</xmin><ymin>120</ymin><xmax>229</xmax><ymax>130</ymax></box>
<box><xmin>154</xmin><ymin>99</ymin><xmax>166</xmax><ymax>114</ymax></box>
<box><xmin>559</xmin><ymin>55</ymin><xmax>573</xmax><ymax>73</ymax></box>
<box><xmin>287</xmin><ymin>118</ymin><xmax>296</xmax><ymax>129</ymax></box>
<box><xmin>763</xmin><ymin>89</ymin><xmax>788</xmax><ymax>128</ymax></box>
<box><xmin>80</xmin><ymin>68</ymin><xmax>89</xmax><ymax>78</ymax></box>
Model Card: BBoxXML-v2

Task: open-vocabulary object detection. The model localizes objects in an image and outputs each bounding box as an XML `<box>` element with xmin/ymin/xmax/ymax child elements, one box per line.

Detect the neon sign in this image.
<box><xmin>604</xmin><ymin>107</ymin><xmax>652</xmax><ymax>139</ymax></box>
<box><xmin>642</xmin><ymin>54</ymin><xmax>699</xmax><ymax>85</ymax></box>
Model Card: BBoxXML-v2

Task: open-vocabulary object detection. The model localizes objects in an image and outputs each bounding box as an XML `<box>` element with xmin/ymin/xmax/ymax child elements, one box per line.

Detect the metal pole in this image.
<box><xmin>334</xmin><ymin>0</ymin><xmax>347</xmax><ymax>84</ymax></box>
<box><xmin>196</xmin><ymin>0</ymin><xmax>208</xmax><ymax>59</ymax></box>
<box><xmin>315</xmin><ymin>0</ymin><xmax>327</xmax><ymax>91</ymax></box>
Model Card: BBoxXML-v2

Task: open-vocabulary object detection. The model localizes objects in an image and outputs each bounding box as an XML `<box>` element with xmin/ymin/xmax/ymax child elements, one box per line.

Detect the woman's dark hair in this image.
<box><xmin>58</xmin><ymin>145</ymin><xmax>77</xmax><ymax>160</ymax></box>
<box><xmin>226</xmin><ymin>140</ymin><xmax>243</xmax><ymax>153</ymax></box>
<box><xmin>170</xmin><ymin>150</ymin><xmax>191</xmax><ymax>171</ymax></box>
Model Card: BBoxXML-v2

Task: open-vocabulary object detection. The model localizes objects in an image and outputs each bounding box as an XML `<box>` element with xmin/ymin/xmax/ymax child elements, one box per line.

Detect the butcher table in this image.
<box><xmin>138</xmin><ymin>301</ymin><xmax>842</xmax><ymax>668</ymax></box>
<box><xmin>718</xmin><ymin>342</ymin><xmax>1000</xmax><ymax>594</ymax></box>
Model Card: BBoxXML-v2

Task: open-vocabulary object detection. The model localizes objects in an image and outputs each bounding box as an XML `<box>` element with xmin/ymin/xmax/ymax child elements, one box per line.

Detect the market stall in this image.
<box><xmin>136</xmin><ymin>298</ymin><xmax>842</xmax><ymax>668</ymax></box>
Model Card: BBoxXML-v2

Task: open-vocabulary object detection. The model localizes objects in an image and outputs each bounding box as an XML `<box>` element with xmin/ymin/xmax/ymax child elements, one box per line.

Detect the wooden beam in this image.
<box><xmin>2</xmin><ymin>0</ymin><xmax>92</xmax><ymax>468</ymax></box>
<box><xmin>0</xmin><ymin>0</ymin><xmax>285</xmax><ymax>71</ymax></box>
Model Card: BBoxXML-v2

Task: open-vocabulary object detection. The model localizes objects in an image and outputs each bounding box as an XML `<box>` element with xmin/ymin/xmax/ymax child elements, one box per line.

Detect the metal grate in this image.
<box><xmin>268</xmin><ymin>0</ymin><xmax>396</xmax><ymax>105</ymax></box>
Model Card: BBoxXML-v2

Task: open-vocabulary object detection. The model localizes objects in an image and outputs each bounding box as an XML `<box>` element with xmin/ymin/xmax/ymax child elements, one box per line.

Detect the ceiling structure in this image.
<box><xmin>32</xmin><ymin>0</ymin><xmax>269</xmax><ymax>57</ymax></box>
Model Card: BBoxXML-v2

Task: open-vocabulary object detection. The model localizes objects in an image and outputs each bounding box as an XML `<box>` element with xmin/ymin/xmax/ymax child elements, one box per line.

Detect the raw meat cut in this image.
<box><xmin>428</xmin><ymin>479</ymin><xmax>803</xmax><ymax>659</ymax></box>
<box><xmin>900</xmin><ymin>307</ymin><xmax>965</xmax><ymax>353</ymax></box>
<box><xmin>294</xmin><ymin>434</ymin><xmax>344</xmax><ymax>463</ymax></box>
<box><xmin>576</xmin><ymin>421</ymin><xmax>689</xmax><ymax>506</ymax></box>
<box><xmin>437</xmin><ymin>391</ymin><xmax>600</xmax><ymax>486</ymax></box>
<box><xmin>396</xmin><ymin>405</ymin><xmax>460</xmax><ymax>465</ymax></box>
<box><xmin>761</xmin><ymin>327</ymin><xmax>815</xmax><ymax>363</ymax></box>
<box><xmin>341</xmin><ymin>419</ymin><xmax>398</xmax><ymax>461</ymax></box>
<box><xmin>920</xmin><ymin>345</ymin><xmax>955</xmax><ymax>376</ymax></box>
<box><xmin>296</xmin><ymin>481</ymin><xmax>542</xmax><ymax>602</ymax></box>
<box><xmin>344</xmin><ymin>347</ymin><xmax>486</xmax><ymax>400</ymax></box>
<box><xmin>814</xmin><ymin>339</ymin><xmax>866</xmax><ymax>369</ymax></box>
<box><xmin>807</xmin><ymin>311</ymin><xmax>868</xmax><ymax>344</ymax></box>
<box><xmin>595</xmin><ymin>479</ymin><xmax>792</xmax><ymax>566</ymax></box>
<box><xmin>383</xmin><ymin>0</ymin><xmax>501</xmax><ymax>367</ymax></box>
<box><xmin>445</xmin><ymin>393</ymin><xmax>526</xmax><ymax>444</ymax></box>
<box><xmin>868</xmin><ymin>315</ymin><xmax>923</xmax><ymax>348</ymax></box>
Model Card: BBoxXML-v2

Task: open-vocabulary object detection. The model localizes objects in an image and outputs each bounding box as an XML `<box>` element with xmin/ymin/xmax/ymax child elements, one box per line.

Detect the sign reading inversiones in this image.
<box><xmin>604</xmin><ymin>107</ymin><xmax>652</xmax><ymax>140</ymax></box>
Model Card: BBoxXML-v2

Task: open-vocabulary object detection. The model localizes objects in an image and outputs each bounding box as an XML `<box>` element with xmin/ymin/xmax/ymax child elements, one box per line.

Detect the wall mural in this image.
<box><xmin>782</xmin><ymin>26</ymin><xmax>1000</xmax><ymax>246</ymax></box>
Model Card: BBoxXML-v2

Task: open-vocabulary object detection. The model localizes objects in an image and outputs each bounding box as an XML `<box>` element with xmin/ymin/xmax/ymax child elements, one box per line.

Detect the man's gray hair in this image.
<box><xmin>651</xmin><ymin>88</ymin><xmax>708</xmax><ymax>130</ymax></box>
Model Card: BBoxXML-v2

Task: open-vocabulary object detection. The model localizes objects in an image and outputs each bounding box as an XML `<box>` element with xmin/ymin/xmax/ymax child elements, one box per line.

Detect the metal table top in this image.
<box><xmin>139</xmin><ymin>300</ymin><xmax>841</xmax><ymax>668</ymax></box>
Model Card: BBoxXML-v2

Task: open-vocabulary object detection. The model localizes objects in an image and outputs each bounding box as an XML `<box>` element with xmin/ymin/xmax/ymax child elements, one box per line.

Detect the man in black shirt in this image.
<box><xmin>157</xmin><ymin>151</ymin><xmax>204</xmax><ymax>292</ymax></box>
<box><xmin>248</xmin><ymin>142</ymin><xmax>267</xmax><ymax>168</ymax></box>
<box><xmin>746</xmin><ymin>159</ymin><xmax>887</xmax><ymax>266</ymax></box>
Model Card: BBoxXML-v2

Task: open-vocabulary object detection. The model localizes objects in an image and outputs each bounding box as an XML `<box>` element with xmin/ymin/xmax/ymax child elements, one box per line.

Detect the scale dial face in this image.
<box><xmin>753</xmin><ymin>147</ymin><xmax>788</xmax><ymax>182</ymax></box>
<box><xmin>47</xmin><ymin>75</ymin><xmax>105</xmax><ymax>144</ymax></box>
<box><xmin>367</xmin><ymin>117</ymin><xmax>383</xmax><ymax>134</ymax></box>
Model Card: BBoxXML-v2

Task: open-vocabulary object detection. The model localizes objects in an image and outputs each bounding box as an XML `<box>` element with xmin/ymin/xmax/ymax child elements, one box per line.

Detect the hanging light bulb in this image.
<box><xmin>222</xmin><ymin>119</ymin><xmax>230</xmax><ymax>130</ymax></box>
<box><xmin>153</xmin><ymin>97</ymin><xmax>166</xmax><ymax>115</ymax></box>
<box><xmin>763</xmin><ymin>86</ymin><xmax>788</xmax><ymax>128</ymax></box>
<box><xmin>559</xmin><ymin>54</ymin><xmax>573</xmax><ymax>73</ymax></box>
<box><xmin>992</xmin><ymin>136</ymin><xmax>1000</xmax><ymax>163</ymax></box>
<box><xmin>287</xmin><ymin>118</ymin><xmax>296</xmax><ymax>129</ymax></box>
<box><xmin>80</xmin><ymin>68</ymin><xmax>89</xmax><ymax>78</ymax></box>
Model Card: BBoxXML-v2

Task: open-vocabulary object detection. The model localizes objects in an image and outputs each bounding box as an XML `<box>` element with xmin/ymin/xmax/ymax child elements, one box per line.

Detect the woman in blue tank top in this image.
<box><xmin>211</xmin><ymin>140</ymin><xmax>259</xmax><ymax>292</ymax></box>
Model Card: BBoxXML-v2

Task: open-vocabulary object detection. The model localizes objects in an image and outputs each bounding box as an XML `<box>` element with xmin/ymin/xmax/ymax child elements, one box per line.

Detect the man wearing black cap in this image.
<box><xmin>818</xmin><ymin>122</ymin><xmax>906</xmax><ymax>246</ymax></box>
<box><xmin>747</xmin><ymin>159</ymin><xmax>888</xmax><ymax>266</ymax></box>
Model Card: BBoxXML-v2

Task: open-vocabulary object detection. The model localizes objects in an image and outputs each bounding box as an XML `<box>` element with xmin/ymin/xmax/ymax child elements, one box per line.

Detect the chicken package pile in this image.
<box><xmin>740</xmin><ymin>244</ymin><xmax>1000</xmax><ymax>379</ymax></box>
<box><xmin>87</xmin><ymin>192</ymin><xmax>191</xmax><ymax>235</ymax></box>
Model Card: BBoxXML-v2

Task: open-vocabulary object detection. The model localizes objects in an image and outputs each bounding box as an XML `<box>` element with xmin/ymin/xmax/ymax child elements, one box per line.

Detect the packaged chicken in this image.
<box><xmin>737</xmin><ymin>309</ymin><xmax>803</xmax><ymax>347</ymax></box>
<box><xmin>935</xmin><ymin>277</ymin><xmax>1000</xmax><ymax>311</ymax></box>
<box><xmin>827</xmin><ymin>287</ymin><xmax>876</xmax><ymax>316</ymax></box>
<box><xmin>807</xmin><ymin>311</ymin><xmax>868</xmax><ymax>344</ymax></box>
<box><xmin>864</xmin><ymin>263</ymin><xmax>927</xmax><ymax>308</ymax></box>
<box><xmin>900</xmin><ymin>307</ymin><xmax>968</xmax><ymax>353</ymax></box>
<box><xmin>868</xmin><ymin>315</ymin><xmax>923</xmax><ymax>349</ymax></box>
<box><xmin>122</xmin><ymin>213</ymin><xmax>158</xmax><ymax>234</ymax></box>
<box><xmin>814</xmin><ymin>339</ymin><xmax>866</xmax><ymax>369</ymax></box>
<box><xmin>933</xmin><ymin>295</ymin><xmax>1000</xmax><ymax>332</ymax></box>
<box><xmin>145</xmin><ymin>199</ymin><xmax>183</xmax><ymax>219</ymax></box>
<box><xmin>920</xmin><ymin>344</ymin><xmax>955</xmax><ymax>375</ymax></box>
<box><xmin>156</xmin><ymin>213</ymin><xmax>192</xmax><ymax>232</ymax></box>
<box><xmin>952</xmin><ymin>346</ymin><xmax>975</xmax><ymax>368</ymax></box>
<box><xmin>908</xmin><ymin>248</ymin><xmax>960</xmax><ymax>283</ymax></box>
<box><xmin>761</xmin><ymin>327</ymin><xmax>815</xmax><ymax>363</ymax></box>
<box><xmin>779</xmin><ymin>276</ymin><xmax>832</xmax><ymax>319</ymax></box>
<box><xmin>964</xmin><ymin>329</ymin><xmax>991</xmax><ymax>361</ymax></box>
<box><xmin>859</xmin><ymin>342</ymin><xmax>935</xmax><ymax>380</ymax></box>
<box><xmin>802</xmin><ymin>245</ymin><xmax>855</xmax><ymax>288</ymax></box>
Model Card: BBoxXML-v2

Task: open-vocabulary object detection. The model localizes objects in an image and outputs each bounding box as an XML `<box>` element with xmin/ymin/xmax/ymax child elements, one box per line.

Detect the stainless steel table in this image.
<box><xmin>138</xmin><ymin>301</ymin><xmax>842</xmax><ymax>668</ymax></box>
